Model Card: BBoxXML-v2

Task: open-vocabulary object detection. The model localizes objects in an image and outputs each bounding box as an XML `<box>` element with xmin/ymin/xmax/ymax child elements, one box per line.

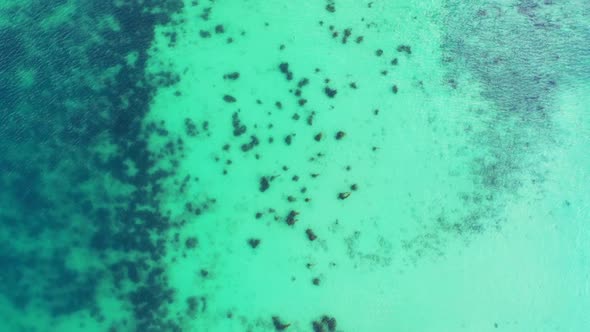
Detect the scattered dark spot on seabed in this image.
<box><xmin>248</xmin><ymin>238</ymin><xmax>261</xmax><ymax>249</ymax></box>
<box><xmin>9</xmin><ymin>0</ymin><xmax>584</xmax><ymax>330</ymax></box>
<box><xmin>272</xmin><ymin>316</ymin><xmax>291</xmax><ymax>330</ymax></box>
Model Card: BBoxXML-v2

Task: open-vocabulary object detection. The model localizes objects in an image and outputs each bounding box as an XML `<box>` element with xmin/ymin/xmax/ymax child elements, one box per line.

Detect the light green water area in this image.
<box><xmin>146</xmin><ymin>1</ymin><xmax>590</xmax><ymax>331</ymax></box>
<box><xmin>1</xmin><ymin>0</ymin><xmax>590</xmax><ymax>331</ymax></box>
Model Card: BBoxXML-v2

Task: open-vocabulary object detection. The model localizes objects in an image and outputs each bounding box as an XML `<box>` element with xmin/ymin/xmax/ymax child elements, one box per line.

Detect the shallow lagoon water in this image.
<box><xmin>1</xmin><ymin>1</ymin><xmax>589</xmax><ymax>331</ymax></box>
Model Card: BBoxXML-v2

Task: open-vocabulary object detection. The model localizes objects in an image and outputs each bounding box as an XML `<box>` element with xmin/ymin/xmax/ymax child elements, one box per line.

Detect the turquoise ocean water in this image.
<box><xmin>1</xmin><ymin>1</ymin><xmax>589</xmax><ymax>331</ymax></box>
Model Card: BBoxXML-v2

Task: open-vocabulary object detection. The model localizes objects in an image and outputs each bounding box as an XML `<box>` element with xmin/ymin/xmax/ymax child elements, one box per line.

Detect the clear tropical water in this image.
<box><xmin>1</xmin><ymin>1</ymin><xmax>589</xmax><ymax>331</ymax></box>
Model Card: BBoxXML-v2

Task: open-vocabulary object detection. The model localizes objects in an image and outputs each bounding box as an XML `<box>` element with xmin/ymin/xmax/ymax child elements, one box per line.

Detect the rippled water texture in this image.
<box><xmin>1</xmin><ymin>1</ymin><xmax>589</xmax><ymax>331</ymax></box>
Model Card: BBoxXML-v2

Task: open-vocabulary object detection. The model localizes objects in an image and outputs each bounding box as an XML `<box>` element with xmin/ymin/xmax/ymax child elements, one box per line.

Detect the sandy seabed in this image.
<box><xmin>1</xmin><ymin>1</ymin><xmax>589</xmax><ymax>331</ymax></box>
